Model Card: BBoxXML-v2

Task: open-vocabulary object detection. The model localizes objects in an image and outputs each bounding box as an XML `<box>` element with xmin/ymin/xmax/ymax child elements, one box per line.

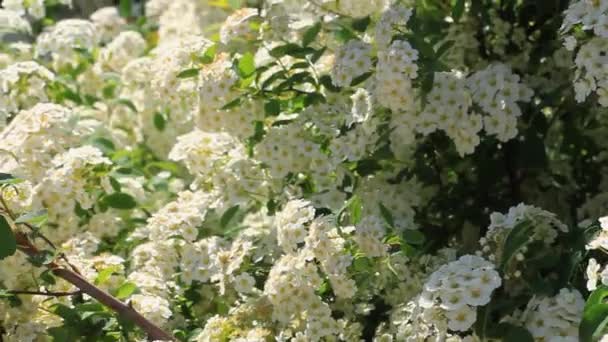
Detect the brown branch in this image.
<box><xmin>7</xmin><ymin>226</ymin><xmax>174</xmax><ymax>341</ymax></box>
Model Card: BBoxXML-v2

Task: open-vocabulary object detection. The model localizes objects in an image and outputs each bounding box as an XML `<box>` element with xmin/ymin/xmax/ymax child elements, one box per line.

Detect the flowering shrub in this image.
<box><xmin>3</xmin><ymin>0</ymin><xmax>608</xmax><ymax>341</ymax></box>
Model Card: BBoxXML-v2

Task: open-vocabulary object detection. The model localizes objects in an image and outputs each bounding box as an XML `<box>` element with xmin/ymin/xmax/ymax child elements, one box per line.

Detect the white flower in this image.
<box><xmin>587</xmin><ymin>258</ymin><xmax>600</xmax><ymax>291</ymax></box>
<box><xmin>445</xmin><ymin>305</ymin><xmax>477</xmax><ymax>331</ymax></box>
<box><xmin>233</xmin><ymin>273</ymin><xmax>256</xmax><ymax>294</ymax></box>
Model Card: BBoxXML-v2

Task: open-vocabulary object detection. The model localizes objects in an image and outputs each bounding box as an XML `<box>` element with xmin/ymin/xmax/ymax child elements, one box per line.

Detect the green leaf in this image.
<box><xmin>0</xmin><ymin>216</ymin><xmax>17</xmax><ymax>260</ymax></box>
<box><xmin>238</xmin><ymin>52</ymin><xmax>256</xmax><ymax>78</ymax></box>
<box><xmin>452</xmin><ymin>0</ymin><xmax>466</xmax><ymax>22</ymax></box>
<box><xmin>115</xmin><ymin>282</ymin><xmax>138</xmax><ymax>299</ymax></box>
<box><xmin>91</xmin><ymin>137</ymin><xmax>116</xmax><ymax>154</ymax></box>
<box><xmin>116</xmin><ymin>99</ymin><xmax>137</xmax><ymax>112</ymax></box>
<box><xmin>581</xmin><ymin>286</ymin><xmax>608</xmax><ymax>342</ymax></box>
<box><xmin>102</xmin><ymin>192</ymin><xmax>137</xmax><ymax>210</ymax></box>
<box><xmin>221</xmin><ymin>97</ymin><xmax>242</xmax><ymax>110</ymax></box>
<box><xmin>176</xmin><ymin>68</ymin><xmax>200</xmax><ymax>78</ymax></box>
<box><xmin>27</xmin><ymin>250</ymin><xmax>55</xmax><ymax>267</ymax></box>
<box><xmin>502</xmin><ymin>325</ymin><xmax>534</xmax><ymax>342</ymax></box>
<box><xmin>264</xmin><ymin>100</ymin><xmax>281</xmax><ymax>116</ymax></box>
<box><xmin>436</xmin><ymin>40</ymin><xmax>455</xmax><ymax>58</ymax></box>
<box><xmin>350</xmin><ymin>72</ymin><xmax>373</xmax><ymax>87</ymax></box>
<box><xmin>302</xmin><ymin>22</ymin><xmax>321</xmax><ymax>47</ymax></box>
<box><xmin>500</xmin><ymin>221</ymin><xmax>532</xmax><ymax>270</ymax></box>
<box><xmin>118</xmin><ymin>0</ymin><xmax>132</xmax><ymax>17</ymax></box>
<box><xmin>0</xmin><ymin>173</ymin><xmax>24</xmax><ymax>185</ymax></box>
<box><xmin>402</xmin><ymin>230</ymin><xmax>425</xmax><ymax>245</ymax></box>
<box><xmin>15</xmin><ymin>209</ymin><xmax>48</xmax><ymax>227</ymax></box>
<box><xmin>351</xmin><ymin>17</ymin><xmax>371</xmax><ymax>32</ymax></box>
<box><xmin>153</xmin><ymin>112</ymin><xmax>166</xmax><ymax>131</ymax></box>
<box><xmin>220</xmin><ymin>205</ymin><xmax>240</xmax><ymax>228</ymax></box>
<box><xmin>343</xmin><ymin>195</ymin><xmax>362</xmax><ymax>225</ymax></box>
<box><xmin>95</xmin><ymin>265</ymin><xmax>121</xmax><ymax>285</ymax></box>
<box><xmin>379</xmin><ymin>203</ymin><xmax>395</xmax><ymax>228</ymax></box>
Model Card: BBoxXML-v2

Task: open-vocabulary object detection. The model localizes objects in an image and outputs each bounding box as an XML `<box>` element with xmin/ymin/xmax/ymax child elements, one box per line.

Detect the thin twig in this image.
<box><xmin>6</xmin><ymin>289</ymin><xmax>81</xmax><ymax>297</ymax></box>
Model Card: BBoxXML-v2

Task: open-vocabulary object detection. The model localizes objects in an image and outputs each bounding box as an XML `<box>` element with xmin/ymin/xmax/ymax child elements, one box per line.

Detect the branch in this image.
<box><xmin>9</xmin><ymin>228</ymin><xmax>174</xmax><ymax>341</ymax></box>
<box><xmin>6</xmin><ymin>289</ymin><xmax>81</xmax><ymax>297</ymax></box>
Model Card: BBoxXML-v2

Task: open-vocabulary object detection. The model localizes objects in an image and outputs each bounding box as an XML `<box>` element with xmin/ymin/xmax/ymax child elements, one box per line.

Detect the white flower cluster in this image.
<box><xmin>220</xmin><ymin>8</ymin><xmax>259</xmax><ymax>45</ymax></box>
<box><xmin>0</xmin><ymin>8</ymin><xmax>31</xmax><ymax>34</ymax></box>
<box><xmin>376</xmin><ymin>40</ymin><xmax>419</xmax><ymax>113</ymax></box>
<box><xmin>562</xmin><ymin>0</ymin><xmax>608</xmax><ymax>106</ymax></box>
<box><xmin>334</xmin><ymin>0</ymin><xmax>387</xmax><ymax>18</ymax></box>
<box><xmin>420</xmin><ymin>255</ymin><xmax>502</xmax><ymax>332</ymax></box>
<box><xmin>515</xmin><ymin>288</ymin><xmax>584</xmax><ymax>341</ymax></box>
<box><xmin>2</xmin><ymin>0</ymin><xmax>46</xmax><ymax>19</ymax></box>
<box><xmin>0</xmin><ymin>61</ymin><xmax>54</xmax><ymax>128</ymax></box>
<box><xmin>331</xmin><ymin>40</ymin><xmax>373</xmax><ymax>87</ymax></box>
<box><xmin>479</xmin><ymin>203</ymin><xmax>567</xmax><ymax>281</ymax></box>
<box><xmin>416</xmin><ymin>71</ymin><xmax>482</xmax><ymax>156</ymax></box>
<box><xmin>35</xmin><ymin>19</ymin><xmax>97</xmax><ymax>69</ymax></box>
<box><xmin>89</xmin><ymin>6</ymin><xmax>126</xmax><ymax>43</ymax></box>
<box><xmin>467</xmin><ymin>64</ymin><xmax>533</xmax><ymax>142</ymax></box>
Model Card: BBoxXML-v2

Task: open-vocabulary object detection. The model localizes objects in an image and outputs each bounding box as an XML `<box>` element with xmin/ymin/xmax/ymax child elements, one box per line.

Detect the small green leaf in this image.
<box><xmin>116</xmin><ymin>99</ymin><xmax>137</xmax><ymax>112</ymax></box>
<box><xmin>15</xmin><ymin>210</ymin><xmax>48</xmax><ymax>227</ymax></box>
<box><xmin>500</xmin><ymin>221</ymin><xmax>532</xmax><ymax>270</ymax></box>
<box><xmin>154</xmin><ymin>112</ymin><xmax>166</xmax><ymax>131</ymax></box>
<box><xmin>350</xmin><ymin>72</ymin><xmax>373</xmax><ymax>87</ymax></box>
<box><xmin>302</xmin><ymin>22</ymin><xmax>321</xmax><ymax>47</ymax></box>
<box><xmin>0</xmin><ymin>216</ymin><xmax>17</xmax><ymax>260</ymax></box>
<box><xmin>220</xmin><ymin>205</ymin><xmax>240</xmax><ymax>228</ymax></box>
<box><xmin>102</xmin><ymin>192</ymin><xmax>137</xmax><ymax>210</ymax></box>
<box><xmin>115</xmin><ymin>282</ymin><xmax>138</xmax><ymax>299</ymax></box>
<box><xmin>95</xmin><ymin>265</ymin><xmax>121</xmax><ymax>285</ymax></box>
<box><xmin>351</xmin><ymin>17</ymin><xmax>371</xmax><ymax>32</ymax></box>
<box><xmin>348</xmin><ymin>195</ymin><xmax>363</xmax><ymax>225</ymax></box>
<box><xmin>403</xmin><ymin>230</ymin><xmax>425</xmax><ymax>245</ymax></box>
<box><xmin>119</xmin><ymin>0</ymin><xmax>132</xmax><ymax>17</ymax></box>
<box><xmin>238</xmin><ymin>52</ymin><xmax>256</xmax><ymax>78</ymax></box>
<box><xmin>452</xmin><ymin>0</ymin><xmax>466</xmax><ymax>22</ymax></box>
<box><xmin>264</xmin><ymin>100</ymin><xmax>281</xmax><ymax>116</ymax></box>
<box><xmin>221</xmin><ymin>97</ymin><xmax>242</xmax><ymax>110</ymax></box>
<box><xmin>0</xmin><ymin>173</ymin><xmax>24</xmax><ymax>185</ymax></box>
<box><xmin>436</xmin><ymin>40</ymin><xmax>455</xmax><ymax>58</ymax></box>
<box><xmin>379</xmin><ymin>203</ymin><xmax>395</xmax><ymax>228</ymax></box>
<box><xmin>91</xmin><ymin>137</ymin><xmax>116</xmax><ymax>153</ymax></box>
<box><xmin>176</xmin><ymin>68</ymin><xmax>200</xmax><ymax>78</ymax></box>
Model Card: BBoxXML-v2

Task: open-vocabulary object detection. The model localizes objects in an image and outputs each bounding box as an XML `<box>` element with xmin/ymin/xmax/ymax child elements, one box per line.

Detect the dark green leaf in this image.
<box><xmin>403</xmin><ymin>229</ymin><xmax>425</xmax><ymax>245</ymax></box>
<box><xmin>220</xmin><ymin>205</ymin><xmax>240</xmax><ymax>228</ymax></box>
<box><xmin>303</xmin><ymin>22</ymin><xmax>321</xmax><ymax>47</ymax></box>
<box><xmin>116</xmin><ymin>99</ymin><xmax>137</xmax><ymax>112</ymax></box>
<box><xmin>452</xmin><ymin>0</ymin><xmax>466</xmax><ymax>22</ymax></box>
<box><xmin>264</xmin><ymin>100</ymin><xmax>281</xmax><ymax>116</ymax></box>
<box><xmin>350</xmin><ymin>72</ymin><xmax>373</xmax><ymax>87</ymax></box>
<box><xmin>119</xmin><ymin>0</ymin><xmax>132</xmax><ymax>17</ymax></box>
<box><xmin>581</xmin><ymin>286</ymin><xmax>608</xmax><ymax>342</ymax></box>
<box><xmin>351</xmin><ymin>17</ymin><xmax>371</xmax><ymax>32</ymax></box>
<box><xmin>176</xmin><ymin>68</ymin><xmax>200</xmax><ymax>78</ymax></box>
<box><xmin>379</xmin><ymin>203</ymin><xmax>395</xmax><ymax>228</ymax></box>
<box><xmin>102</xmin><ymin>192</ymin><xmax>137</xmax><ymax>210</ymax></box>
<box><xmin>154</xmin><ymin>112</ymin><xmax>166</xmax><ymax>131</ymax></box>
<box><xmin>0</xmin><ymin>216</ymin><xmax>17</xmax><ymax>260</ymax></box>
<box><xmin>500</xmin><ymin>222</ymin><xmax>532</xmax><ymax>270</ymax></box>
<box><xmin>221</xmin><ymin>97</ymin><xmax>242</xmax><ymax>110</ymax></box>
